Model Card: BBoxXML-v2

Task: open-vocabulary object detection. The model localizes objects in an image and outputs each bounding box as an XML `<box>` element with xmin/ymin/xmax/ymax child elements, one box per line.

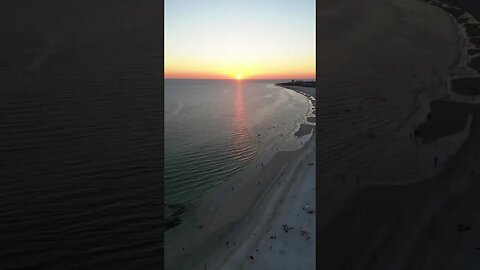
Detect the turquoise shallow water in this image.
<box><xmin>164</xmin><ymin>79</ymin><xmax>311</xmax><ymax>225</ymax></box>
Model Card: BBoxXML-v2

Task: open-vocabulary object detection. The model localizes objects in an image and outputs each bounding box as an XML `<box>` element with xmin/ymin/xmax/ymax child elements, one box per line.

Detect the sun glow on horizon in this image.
<box><xmin>165</xmin><ymin>0</ymin><xmax>315</xmax><ymax>80</ymax></box>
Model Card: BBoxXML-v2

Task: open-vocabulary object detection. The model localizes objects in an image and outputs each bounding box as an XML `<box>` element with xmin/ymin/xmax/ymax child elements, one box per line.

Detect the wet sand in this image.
<box><xmin>295</xmin><ymin>124</ymin><xmax>315</xmax><ymax>137</ymax></box>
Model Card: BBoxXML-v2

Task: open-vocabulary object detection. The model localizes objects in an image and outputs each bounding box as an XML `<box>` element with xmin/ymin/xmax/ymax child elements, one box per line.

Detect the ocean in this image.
<box><xmin>441</xmin><ymin>0</ymin><xmax>480</xmax><ymax>16</ymax></box>
<box><xmin>164</xmin><ymin>79</ymin><xmax>313</xmax><ymax>230</ymax></box>
<box><xmin>0</xmin><ymin>1</ymin><xmax>163</xmax><ymax>269</ymax></box>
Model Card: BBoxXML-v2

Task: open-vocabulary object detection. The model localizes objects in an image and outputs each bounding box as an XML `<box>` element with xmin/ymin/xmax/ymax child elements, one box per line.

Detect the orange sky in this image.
<box><xmin>164</xmin><ymin>0</ymin><xmax>315</xmax><ymax>80</ymax></box>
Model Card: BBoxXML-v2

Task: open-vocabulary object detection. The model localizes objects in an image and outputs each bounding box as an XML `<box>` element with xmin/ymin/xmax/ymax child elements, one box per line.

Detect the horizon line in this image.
<box><xmin>164</xmin><ymin>77</ymin><xmax>316</xmax><ymax>80</ymax></box>
<box><xmin>163</xmin><ymin>77</ymin><xmax>316</xmax><ymax>81</ymax></box>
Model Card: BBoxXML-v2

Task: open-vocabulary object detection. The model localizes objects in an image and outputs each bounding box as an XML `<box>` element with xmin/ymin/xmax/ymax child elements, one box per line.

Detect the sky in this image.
<box><xmin>165</xmin><ymin>0</ymin><xmax>315</xmax><ymax>80</ymax></box>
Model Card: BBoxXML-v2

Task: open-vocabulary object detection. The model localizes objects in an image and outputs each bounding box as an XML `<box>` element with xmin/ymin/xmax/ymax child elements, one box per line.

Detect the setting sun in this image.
<box><xmin>164</xmin><ymin>0</ymin><xmax>315</xmax><ymax>80</ymax></box>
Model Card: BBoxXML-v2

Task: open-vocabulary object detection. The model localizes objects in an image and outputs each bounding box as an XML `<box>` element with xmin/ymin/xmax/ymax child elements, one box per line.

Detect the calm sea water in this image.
<box><xmin>0</xmin><ymin>1</ymin><xmax>163</xmax><ymax>269</ymax></box>
<box><xmin>442</xmin><ymin>0</ymin><xmax>480</xmax><ymax>15</ymax></box>
<box><xmin>164</xmin><ymin>79</ymin><xmax>312</xmax><ymax>226</ymax></box>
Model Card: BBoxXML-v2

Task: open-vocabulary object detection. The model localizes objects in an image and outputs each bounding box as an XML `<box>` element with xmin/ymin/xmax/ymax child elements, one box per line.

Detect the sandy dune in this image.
<box><xmin>317</xmin><ymin>0</ymin><xmax>480</xmax><ymax>269</ymax></box>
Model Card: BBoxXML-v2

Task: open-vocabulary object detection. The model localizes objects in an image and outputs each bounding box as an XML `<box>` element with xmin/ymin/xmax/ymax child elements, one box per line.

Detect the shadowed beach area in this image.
<box><xmin>468</xmin><ymin>55</ymin><xmax>480</xmax><ymax>70</ymax></box>
<box><xmin>467</xmin><ymin>48</ymin><xmax>480</xmax><ymax>55</ymax></box>
<box><xmin>451</xmin><ymin>77</ymin><xmax>480</xmax><ymax>95</ymax></box>
<box><xmin>318</xmin><ymin>0</ymin><xmax>480</xmax><ymax>268</ymax></box>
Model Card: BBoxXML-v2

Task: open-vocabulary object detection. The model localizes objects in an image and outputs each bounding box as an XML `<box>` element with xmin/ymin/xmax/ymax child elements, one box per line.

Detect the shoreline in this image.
<box><xmin>164</xmin><ymin>82</ymin><xmax>313</xmax><ymax>233</ymax></box>
<box><xmin>276</xmin><ymin>84</ymin><xmax>317</xmax><ymax>138</ymax></box>
<box><xmin>275</xmin><ymin>83</ymin><xmax>316</xmax><ymax>107</ymax></box>
<box><xmin>165</xmin><ymin>84</ymin><xmax>316</xmax><ymax>270</ymax></box>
